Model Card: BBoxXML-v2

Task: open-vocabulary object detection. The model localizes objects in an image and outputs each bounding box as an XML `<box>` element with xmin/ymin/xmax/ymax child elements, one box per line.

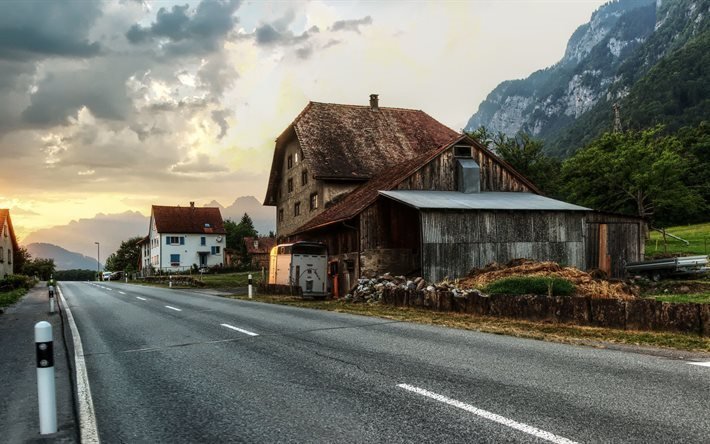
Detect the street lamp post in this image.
<box><xmin>94</xmin><ymin>242</ymin><xmax>100</xmax><ymax>281</ymax></box>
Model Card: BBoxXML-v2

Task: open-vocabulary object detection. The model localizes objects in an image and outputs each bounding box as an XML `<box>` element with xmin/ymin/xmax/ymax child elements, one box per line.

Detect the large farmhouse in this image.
<box><xmin>140</xmin><ymin>203</ymin><xmax>227</xmax><ymax>274</ymax></box>
<box><xmin>265</xmin><ymin>96</ymin><xmax>644</xmax><ymax>296</ymax></box>
<box><xmin>0</xmin><ymin>209</ymin><xmax>19</xmax><ymax>279</ymax></box>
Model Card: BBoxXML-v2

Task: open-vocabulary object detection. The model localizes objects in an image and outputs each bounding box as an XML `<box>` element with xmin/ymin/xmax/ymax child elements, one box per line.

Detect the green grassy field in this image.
<box><xmin>646</xmin><ymin>222</ymin><xmax>710</xmax><ymax>257</ymax></box>
<box><xmin>198</xmin><ymin>271</ymin><xmax>264</xmax><ymax>288</ymax></box>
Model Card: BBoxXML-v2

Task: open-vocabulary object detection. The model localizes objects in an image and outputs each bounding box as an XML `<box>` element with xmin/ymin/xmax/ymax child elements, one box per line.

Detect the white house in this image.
<box><xmin>143</xmin><ymin>202</ymin><xmax>227</xmax><ymax>274</ymax></box>
<box><xmin>0</xmin><ymin>209</ymin><xmax>19</xmax><ymax>279</ymax></box>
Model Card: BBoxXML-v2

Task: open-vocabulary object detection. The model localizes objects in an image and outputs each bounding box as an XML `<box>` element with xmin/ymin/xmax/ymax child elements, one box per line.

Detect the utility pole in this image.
<box><xmin>613</xmin><ymin>102</ymin><xmax>623</xmax><ymax>133</ymax></box>
<box><xmin>94</xmin><ymin>242</ymin><xmax>100</xmax><ymax>281</ymax></box>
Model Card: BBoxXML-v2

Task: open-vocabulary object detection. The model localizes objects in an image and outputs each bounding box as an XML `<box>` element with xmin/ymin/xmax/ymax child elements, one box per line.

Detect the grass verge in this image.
<box><xmin>646</xmin><ymin>222</ymin><xmax>710</xmax><ymax>256</ymax></box>
<box><xmin>230</xmin><ymin>295</ymin><xmax>710</xmax><ymax>352</ymax></box>
<box><xmin>648</xmin><ymin>292</ymin><xmax>710</xmax><ymax>304</ymax></box>
<box><xmin>0</xmin><ymin>288</ymin><xmax>28</xmax><ymax>309</ymax></box>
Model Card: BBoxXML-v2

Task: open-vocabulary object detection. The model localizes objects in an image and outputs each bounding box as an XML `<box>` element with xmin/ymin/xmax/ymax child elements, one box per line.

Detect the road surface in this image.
<box><xmin>60</xmin><ymin>281</ymin><xmax>710</xmax><ymax>443</ymax></box>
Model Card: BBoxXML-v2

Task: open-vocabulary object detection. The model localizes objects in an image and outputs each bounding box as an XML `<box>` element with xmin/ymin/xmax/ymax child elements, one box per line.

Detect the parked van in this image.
<box><xmin>101</xmin><ymin>271</ymin><xmax>112</xmax><ymax>281</ymax></box>
<box><xmin>269</xmin><ymin>242</ymin><xmax>328</xmax><ymax>297</ymax></box>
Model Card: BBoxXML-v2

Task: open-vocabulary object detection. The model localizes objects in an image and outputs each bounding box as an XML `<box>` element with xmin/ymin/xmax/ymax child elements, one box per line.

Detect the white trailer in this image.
<box><xmin>269</xmin><ymin>242</ymin><xmax>328</xmax><ymax>297</ymax></box>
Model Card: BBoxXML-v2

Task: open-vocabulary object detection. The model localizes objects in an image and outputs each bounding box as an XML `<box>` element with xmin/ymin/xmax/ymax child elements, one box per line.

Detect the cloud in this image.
<box><xmin>171</xmin><ymin>153</ymin><xmax>229</xmax><ymax>174</ymax></box>
<box><xmin>211</xmin><ymin>109</ymin><xmax>231</xmax><ymax>140</ymax></box>
<box><xmin>9</xmin><ymin>207</ymin><xmax>39</xmax><ymax>216</ymax></box>
<box><xmin>0</xmin><ymin>0</ymin><xmax>102</xmax><ymax>61</ymax></box>
<box><xmin>253</xmin><ymin>24</ymin><xmax>318</xmax><ymax>46</ymax></box>
<box><xmin>329</xmin><ymin>16</ymin><xmax>373</xmax><ymax>33</ymax></box>
<box><xmin>126</xmin><ymin>0</ymin><xmax>242</xmax><ymax>56</ymax></box>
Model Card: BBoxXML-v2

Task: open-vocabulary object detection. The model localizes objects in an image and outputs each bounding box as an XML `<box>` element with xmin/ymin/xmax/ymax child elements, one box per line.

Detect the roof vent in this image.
<box><xmin>457</xmin><ymin>159</ymin><xmax>480</xmax><ymax>194</ymax></box>
<box><xmin>369</xmin><ymin>94</ymin><xmax>379</xmax><ymax>110</ymax></box>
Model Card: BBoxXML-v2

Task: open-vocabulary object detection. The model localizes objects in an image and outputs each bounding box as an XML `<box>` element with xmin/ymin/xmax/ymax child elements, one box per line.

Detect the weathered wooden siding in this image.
<box><xmin>585</xmin><ymin>214</ymin><xmax>644</xmax><ymax>278</ymax></box>
<box><xmin>396</xmin><ymin>144</ymin><xmax>534</xmax><ymax>193</ymax></box>
<box><xmin>421</xmin><ymin>210</ymin><xmax>586</xmax><ymax>282</ymax></box>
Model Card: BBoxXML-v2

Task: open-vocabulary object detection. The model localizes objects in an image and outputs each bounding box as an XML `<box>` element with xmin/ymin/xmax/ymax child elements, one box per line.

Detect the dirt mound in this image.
<box><xmin>460</xmin><ymin>259</ymin><xmax>638</xmax><ymax>300</ymax></box>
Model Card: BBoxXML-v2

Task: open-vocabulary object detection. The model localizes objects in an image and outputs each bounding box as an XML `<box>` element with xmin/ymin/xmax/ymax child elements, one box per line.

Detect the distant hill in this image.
<box><xmin>465</xmin><ymin>0</ymin><xmax>709</xmax><ymax>156</ymax></box>
<box><xmin>26</xmin><ymin>243</ymin><xmax>102</xmax><ymax>271</ymax></box>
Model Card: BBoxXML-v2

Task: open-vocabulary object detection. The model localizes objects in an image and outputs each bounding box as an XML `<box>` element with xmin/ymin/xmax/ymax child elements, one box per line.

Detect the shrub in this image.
<box><xmin>0</xmin><ymin>274</ymin><xmax>34</xmax><ymax>292</ymax></box>
<box><xmin>484</xmin><ymin>276</ymin><xmax>575</xmax><ymax>296</ymax></box>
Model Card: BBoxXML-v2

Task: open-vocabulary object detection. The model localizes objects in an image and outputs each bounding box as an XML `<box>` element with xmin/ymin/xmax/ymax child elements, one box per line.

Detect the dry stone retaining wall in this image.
<box><xmin>381</xmin><ymin>288</ymin><xmax>708</xmax><ymax>336</ymax></box>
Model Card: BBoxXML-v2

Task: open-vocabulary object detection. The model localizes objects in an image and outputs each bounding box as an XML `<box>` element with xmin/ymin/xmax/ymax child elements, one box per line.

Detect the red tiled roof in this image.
<box><xmin>264</xmin><ymin>101</ymin><xmax>460</xmax><ymax>205</ymax></box>
<box><xmin>243</xmin><ymin>236</ymin><xmax>276</xmax><ymax>254</ymax></box>
<box><xmin>292</xmin><ymin>134</ymin><xmax>541</xmax><ymax>235</ymax></box>
<box><xmin>0</xmin><ymin>209</ymin><xmax>19</xmax><ymax>251</ymax></box>
<box><xmin>152</xmin><ymin>206</ymin><xmax>226</xmax><ymax>234</ymax></box>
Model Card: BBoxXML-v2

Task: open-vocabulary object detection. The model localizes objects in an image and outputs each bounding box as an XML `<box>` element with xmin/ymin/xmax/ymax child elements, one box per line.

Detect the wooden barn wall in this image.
<box><xmin>359</xmin><ymin>200</ymin><xmax>421</xmax><ymax>278</ymax></box>
<box><xmin>585</xmin><ymin>215</ymin><xmax>643</xmax><ymax>278</ymax></box>
<box><xmin>421</xmin><ymin>210</ymin><xmax>586</xmax><ymax>282</ymax></box>
<box><xmin>396</xmin><ymin>146</ymin><xmax>534</xmax><ymax>193</ymax></box>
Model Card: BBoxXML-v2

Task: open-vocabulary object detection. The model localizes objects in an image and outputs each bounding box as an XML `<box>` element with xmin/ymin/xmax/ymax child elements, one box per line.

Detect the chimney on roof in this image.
<box><xmin>369</xmin><ymin>94</ymin><xmax>379</xmax><ymax>110</ymax></box>
<box><xmin>190</xmin><ymin>201</ymin><xmax>195</xmax><ymax>208</ymax></box>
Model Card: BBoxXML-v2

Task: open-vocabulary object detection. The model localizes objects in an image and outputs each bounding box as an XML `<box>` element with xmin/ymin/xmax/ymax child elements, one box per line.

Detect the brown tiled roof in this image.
<box><xmin>244</xmin><ymin>236</ymin><xmax>276</xmax><ymax>254</ymax></box>
<box><xmin>264</xmin><ymin>101</ymin><xmax>460</xmax><ymax>205</ymax></box>
<box><xmin>0</xmin><ymin>209</ymin><xmax>19</xmax><ymax>251</ymax></box>
<box><xmin>152</xmin><ymin>206</ymin><xmax>226</xmax><ymax>234</ymax></box>
<box><xmin>292</xmin><ymin>134</ymin><xmax>541</xmax><ymax>235</ymax></box>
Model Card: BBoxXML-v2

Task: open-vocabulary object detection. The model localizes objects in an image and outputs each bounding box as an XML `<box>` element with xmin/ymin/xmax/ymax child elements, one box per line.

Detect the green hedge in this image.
<box><xmin>484</xmin><ymin>276</ymin><xmax>575</xmax><ymax>296</ymax></box>
<box><xmin>0</xmin><ymin>275</ymin><xmax>34</xmax><ymax>292</ymax></box>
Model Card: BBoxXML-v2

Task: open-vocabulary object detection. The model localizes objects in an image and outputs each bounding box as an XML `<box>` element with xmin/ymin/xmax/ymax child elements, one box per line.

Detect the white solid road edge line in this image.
<box><xmin>689</xmin><ymin>361</ymin><xmax>710</xmax><ymax>367</ymax></box>
<box><xmin>57</xmin><ymin>285</ymin><xmax>100</xmax><ymax>444</ymax></box>
<box><xmin>220</xmin><ymin>323</ymin><xmax>259</xmax><ymax>336</ymax></box>
<box><xmin>397</xmin><ymin>384</ymin><xmax>578</xmax><ymax>444</ymax></box>
<box><xmin>165</xmin><ymin>305</ymin><xmax>182</xmax><ymax>311</ymax></box>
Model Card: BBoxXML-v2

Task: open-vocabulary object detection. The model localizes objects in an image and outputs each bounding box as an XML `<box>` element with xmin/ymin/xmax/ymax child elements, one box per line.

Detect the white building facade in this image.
<box><xmin>142</xmin><ymin>203</ymin><xmax>226</xmax><ymax>274</ymax></box>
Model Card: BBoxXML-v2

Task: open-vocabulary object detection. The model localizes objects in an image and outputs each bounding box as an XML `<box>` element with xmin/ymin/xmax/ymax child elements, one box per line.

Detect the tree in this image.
<box><xmin>13</xmin><ymin>246</ymin><xmax>31</xmax><ymax>274</ymax></box>
<box><xmin>105</xmin><ymin>236</ymin><xmax>143</xmax><ymax>272</ymax></box>
<box><xmin>23</xmin><ymin>258</ymin><xmax>56</xmax><ymax>280</ymax></box>
<box><xmin>224</xmin><ymin>213</ymin><xmax>259</xmax><ymax>268</ymax></box>
<box><xmin>560</xmin><ymin>127</ymin><xmax>706</xmax><ymax>226</ymax></box>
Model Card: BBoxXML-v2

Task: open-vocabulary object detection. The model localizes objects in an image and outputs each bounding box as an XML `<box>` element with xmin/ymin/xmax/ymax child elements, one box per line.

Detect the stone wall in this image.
<box><xmin>381</xmin><ymin>288</ymin><xmax>709</xmax><ymax>336</ymax></box>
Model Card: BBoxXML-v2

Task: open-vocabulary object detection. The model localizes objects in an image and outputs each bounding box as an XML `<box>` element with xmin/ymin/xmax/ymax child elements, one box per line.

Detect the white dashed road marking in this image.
<box><xmin>118</xmin><ymin>291</ymin><xmax>126</xmax><ymax>295</ymax></box>
<box><xmin>397</xmin><ymin>384</ymin><xmax>578</xmax><ymax>444</ymax></box>
<box><xmin>220</xmin><ymin>323</ymin><xmax>259</xmax><ymax>336</ymax></box>
<box><xmin>136</xmin><ymin>297</ymin><xmax>147</xmax><ymax>301</ymax></box>
<box><xmin>165</xmin><ymin>305</ymin><xmax>182</xmax><ymax>312</ymax></box>
<box><xmin>689</xmin><ymin>361</ymin><xmax>710</xmax><ymax>367</ymax></box>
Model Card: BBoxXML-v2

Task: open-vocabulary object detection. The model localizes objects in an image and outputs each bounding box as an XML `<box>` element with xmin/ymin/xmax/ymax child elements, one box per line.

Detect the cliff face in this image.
<box><xmin>465</xmin><ymin>0</ymin><xmax>709</xmax><ymax>156</ymax></box>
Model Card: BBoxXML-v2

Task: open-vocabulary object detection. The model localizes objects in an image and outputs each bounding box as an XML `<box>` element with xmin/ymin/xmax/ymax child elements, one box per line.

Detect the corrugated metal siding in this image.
<box><xmin>421</xmin><ymin>211</ymin><xmax>586</xmax><ymax>282</ymax></box>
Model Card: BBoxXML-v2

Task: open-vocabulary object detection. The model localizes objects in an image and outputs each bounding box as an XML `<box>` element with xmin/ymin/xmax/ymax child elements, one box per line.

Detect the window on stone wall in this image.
<box><xmin>287</xmin><ymin>178</ymin><xmax>293</xmax><ymax>193</ymax></box>
<box><xmin>294</xmin><ymin>201</ymin><xmax>301</xmax><ymax>216</ymax></box>
<box><xmin>301</xmin><ymin>169</ymin><xmax>308</xmax><ymax>186</ymax></box>
<box><xmin>287</xmin><ymin>155</ymin><xmax>293</xmax><ymax>169</ymax></box>
<box><xmin>310</xmin><ymin>192</ymin><xmax>318</xmax><ymax>211</ymax></box>
<box><xmin>295</xmin><ymin>152</ymin><xmax>299</xmax><ymax>164</ymax></box>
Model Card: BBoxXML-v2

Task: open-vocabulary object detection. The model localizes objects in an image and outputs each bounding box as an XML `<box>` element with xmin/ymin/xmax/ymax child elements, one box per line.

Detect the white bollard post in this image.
<box><xmin>35</xmin><ymin>321</ymin><xmax>57</xmax><ymax>435</ymax></box>
<box><xmin>48</xmin><ymin>286</ymin><xmax>55</xmax><ymax>314</ymax></box>
<box><xmin>248</xmin><ymin>274</ymin><xmax>253</xmax><ymax>299</ymax></box>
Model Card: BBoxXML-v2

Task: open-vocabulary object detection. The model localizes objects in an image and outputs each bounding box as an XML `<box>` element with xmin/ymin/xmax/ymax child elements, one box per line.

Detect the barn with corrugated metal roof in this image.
<box><xmin>264</xmin><ymin>96</ymin><xmax>645</xmax><ymax>297</ymax></box>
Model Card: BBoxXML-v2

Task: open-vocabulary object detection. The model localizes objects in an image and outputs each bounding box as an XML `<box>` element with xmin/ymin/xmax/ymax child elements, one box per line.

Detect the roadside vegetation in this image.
<box><xmin>0</xmin><ymin>275</ymin><xmax>35</xmax><ymax>309</ymax></box>
<box><xmin>231</xmin><ymin>295</ymin><xmax>710</xmax><ymax>352</ymax></box>
<box><xmin>484</xmin><ymin>276</ymin><xmax>575</xmax><ymax>296</ymax></box>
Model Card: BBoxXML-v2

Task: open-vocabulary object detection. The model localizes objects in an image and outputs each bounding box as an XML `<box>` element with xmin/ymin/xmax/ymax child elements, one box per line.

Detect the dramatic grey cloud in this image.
<box><xmin>254</xmin><ymin>24</ymin><xmax>318</xmax><ymax>46</ymax></box>
<box><xmin>329</xmin><ymin>16</ymin><xmax>372</xmax><ymax>33</ymax></box>
<box><xmin>126</xmin><ymin>0</ymin><xmax>241</xmax><ymax>56</ymax></box>
<box><xmin>0</xmin><ymin>0</ymin><xmax>102</xmax><ymax>61</ymax></box>
<box><xmin>211</xmin><ymin>109</ymin><xmax>231</xmax><ymax>140</ymax></box>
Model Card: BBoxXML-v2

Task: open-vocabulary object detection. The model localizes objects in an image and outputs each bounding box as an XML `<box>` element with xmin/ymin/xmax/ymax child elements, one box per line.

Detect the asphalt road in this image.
<box><xmin>60</xmin><ymin>281</ymin><xmax>710</xmax><ymax>443</ymax></box>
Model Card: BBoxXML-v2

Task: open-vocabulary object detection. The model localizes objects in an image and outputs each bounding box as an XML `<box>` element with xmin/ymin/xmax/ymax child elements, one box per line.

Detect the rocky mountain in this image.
<box><xmin>26</xmin><ymin>243</ymin><xmax>102</xmax><ymax>271</ymax></box>
<box><xmin>465</xmin><ymin>0</ymin><xmax>709</xmax><ymax>156</ymax></box>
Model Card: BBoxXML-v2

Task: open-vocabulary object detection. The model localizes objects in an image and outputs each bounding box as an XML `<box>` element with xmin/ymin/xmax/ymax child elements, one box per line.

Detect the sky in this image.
<box><xmin>0</xmin><ymin>0</ymin><xmax>606</xmax><ymax>240</ymax></box>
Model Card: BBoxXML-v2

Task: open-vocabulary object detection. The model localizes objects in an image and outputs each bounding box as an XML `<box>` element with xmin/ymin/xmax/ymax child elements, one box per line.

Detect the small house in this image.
<box><xmin>0</xmin><ymin>209</ymin><xmax>19</xmax><ymax>279</ymax></box>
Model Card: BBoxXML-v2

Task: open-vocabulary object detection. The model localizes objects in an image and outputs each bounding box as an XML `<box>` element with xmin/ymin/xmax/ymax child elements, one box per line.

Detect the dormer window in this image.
<box><xmin>454</xmin><ymin>145</ymin><xmax>472</xmax><ymax>158</ymax></box>
<box><xmin>253</xmin><ymin>240</ymin><xmax>259</xmax><ymax>249</ymax></box>
<box><xmin>204</xmin><ymin>223</ymin><xmax>211</xmax><ymax>228</ymax></box>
